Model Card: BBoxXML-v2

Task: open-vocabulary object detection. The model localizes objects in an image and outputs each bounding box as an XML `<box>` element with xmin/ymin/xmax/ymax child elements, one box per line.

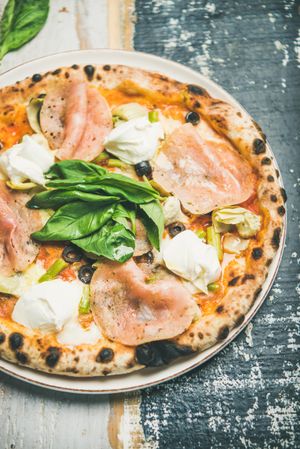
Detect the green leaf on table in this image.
<box><xmin>72</xmin><ymin>221</ymin><xmax>135</xmax><ymax>263</ymax></box>
<box><xmin>32</xmin><ymin>202</ymin><xmax>116</xmax><ymax>241</ymax></box>
<box><xmin>139</xmin><ymin>200</ymin><xmax>164</xmax><ymax>250</ymax></box>
<box><xmin>0</xmin><ymin>0</ymin><xmax>50</xmax><ymax>61</ymax></box>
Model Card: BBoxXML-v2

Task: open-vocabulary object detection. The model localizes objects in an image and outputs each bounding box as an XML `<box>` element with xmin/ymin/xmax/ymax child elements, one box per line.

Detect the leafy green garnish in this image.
<box><xmin>29</xmin><ymin>160</ymin><xmax>164</xmax><ymax>262</ymax></box>
<box><xmin>0</xmin><ymin>0</ymin><xmax>50</xmax><ymax>61</ymax></box>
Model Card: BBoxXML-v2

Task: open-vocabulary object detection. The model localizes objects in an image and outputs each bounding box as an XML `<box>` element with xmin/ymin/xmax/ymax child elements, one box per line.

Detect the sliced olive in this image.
<box><xmin>134</xmin><ymin>161</ymin><xmax>152</xmax><ymax>178</ymax></box>
<box><xmin>167</xmin><ymin>221</ymin><xmax>186</xmax><ymax>238</ymax></box>
<box><xmin>134</xmin><ymin>251</ymin><xmax>154</xmax><ymax>265</ymax></box>
<box><xmin>62</xmin><ymin>245</ymin><xmax>82</xmax><ymax>263</ymax></box>
<box><xmin>78</xmin><ymin>264</ymin><xmax>95</xmax><ymax>284</ymax></box>
<box><xmin>185</xmin><ymin>111</ymin><xmax>200</xmax><ymax>125</ymax></box>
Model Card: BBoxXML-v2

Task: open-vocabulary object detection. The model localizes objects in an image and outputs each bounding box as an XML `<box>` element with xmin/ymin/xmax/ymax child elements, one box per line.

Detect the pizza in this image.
<box><xmin>0</xmin><ymin>64</ymin><xmax>286</xmax><ymax>376</ymax></box>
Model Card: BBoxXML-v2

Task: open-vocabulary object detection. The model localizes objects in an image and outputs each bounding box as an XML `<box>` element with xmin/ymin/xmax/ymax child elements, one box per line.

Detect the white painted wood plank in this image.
<box><xmin>0</xmin><ymin>0</ymin><xmax>108</xmax><ymax>74</ymax></box>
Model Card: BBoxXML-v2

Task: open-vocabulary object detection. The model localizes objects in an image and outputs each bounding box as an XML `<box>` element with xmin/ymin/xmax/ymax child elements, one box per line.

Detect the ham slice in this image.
<box><xmin>40</xmin><ymin>78</ymin><xmax>112</xmax><ymax>161</ymax></box>
<box><xmin>74</xmin><ymin>88</ymin><xmax>113</xmax><ymax>161</ymax></box>
<box><xmin>0</xmin><ymin>182</ymin><xmax>41</xmax><ymax>276</ymax></box>
<box><xmin>90</xmin><ymin>259</ymin><xmax>197</xmax><ymax>346</ymax></box>
<box><xmin>152</xmin><ymin>124</ymin><xmax>256</xmax><ymax>215</ymax></box>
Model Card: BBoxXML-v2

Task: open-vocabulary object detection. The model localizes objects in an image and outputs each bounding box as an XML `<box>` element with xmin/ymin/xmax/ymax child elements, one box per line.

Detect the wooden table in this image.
<box><xmin>0</xmin><ymin>1</ymin><xmax>299</xmax><ymax>448</ymax></box>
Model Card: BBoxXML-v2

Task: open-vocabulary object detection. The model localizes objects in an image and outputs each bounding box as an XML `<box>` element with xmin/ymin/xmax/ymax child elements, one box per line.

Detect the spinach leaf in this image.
<box><xmin>27</xmin><ymin>189</ymin><xmax>119</xmax><ymax>209</ymax></box>
<box><xmin>46</xmin><ymin>160</ymin><xmax>105</xmax><ymax>181</ymax></box>
<box><xmin>0</xmin><ymin>0</ymin><xmax>50</xmax><ymax>61</ymax></box>
<box><xmin>139</xmin><ymin>201</ymin><xmax>164</xmax><ymax>250</ymax></box>
<box><xmin>112</xmin><ymin>203</ymin><xmax>136</xmax><ymax>231</ymax></box>
<box><xmin>72</xmin><ymin>221</ymin><xmax>135</xmax><ymax>263</ymax></box>
<box><xmin>32</xmin><ymin>202</ymin><xmax>115</xmax><ymax>241</ymax></box>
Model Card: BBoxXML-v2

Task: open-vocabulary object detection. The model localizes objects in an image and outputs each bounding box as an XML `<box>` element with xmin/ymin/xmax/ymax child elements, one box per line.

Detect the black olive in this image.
<box><xmin>78</xmin><ymin>264</ymin><xmax>95</xmax><ymax>284</ymax></box>
<box><xmin>134</xmin><ymin>161</ymin><xmax>152</xmax><ymax>178</ymax></box>
<box><xmin>135</xmin><ymin>251</ymin><xmax>154</xmax><ymax>265</ymax></box>
<box><xmin>62</xmin><ymin>245</ymin><xmax>82</xmax><ymax>263</ymax></box>
<box><xmin>167</xmin><ymin>221</ymin><xmax>186</xmax><ymax>238</ymax></box>
<box><xmin>185</xmin><ymin>111</ymin><xmax>200</xmax><ymax>125</ymax></box>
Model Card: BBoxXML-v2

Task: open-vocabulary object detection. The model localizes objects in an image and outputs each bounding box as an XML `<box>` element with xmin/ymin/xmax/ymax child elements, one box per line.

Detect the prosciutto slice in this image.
<box><xmin>152</xmin><ymin>123</ymin><xmax>256</xmax><ymax>215</ymax></box>
<box><xmin>74</xmin><ymin>88</ymin><xmax>113</xmax><ymax>161</ymax></box>
<box><xmin>90</xmin><ymin>259</ymin><xmax>197</xmax><ymax>346</ymax></box>
<box><xmin>0</xmin><ymin>182</ymin><xmax>41</xmax><ymax>276</ymax></box>
<box><xmin>40</xmin><ymin>78</ymin><xmax>112</xmax><ymax>161</ymax></box>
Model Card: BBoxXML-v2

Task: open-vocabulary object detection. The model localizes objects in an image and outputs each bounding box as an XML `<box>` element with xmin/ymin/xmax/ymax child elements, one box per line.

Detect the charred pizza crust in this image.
<box><xmin>0</xmin><ymin>64</ymin><xmax>286</xmax><ymax>376</ymax></box>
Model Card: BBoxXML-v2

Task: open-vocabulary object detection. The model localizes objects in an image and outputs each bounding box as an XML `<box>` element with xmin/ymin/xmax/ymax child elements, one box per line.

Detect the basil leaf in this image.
<box><xmin>32</xmin><ymin>202</ymin><xmax>115</xmax><ymax>241</ymax></box>
<box><xmin>73</xmin><ymin>222</ymin><xmax>135</xmax><ymax>263</ymax></box>
<box><xmin>0</xmin><ymin>0</ymin><xmax>50</xmax><ymax>61</ymax></box>
<box><xmin>139</xmin><ymin>201</ymin><xmax>164</xmax><ymax>250</ymax></box>
<box><xmin>112</xmin><ymin>204</ymin><xmax>136</xmax><ymax>231</ymax></box>
<box><xmin>46</xmin><ymin>160</ymin><xmax>105</xmax><ymax>180</ymax></box>
<box><xmin>27</xmin><ymin>189</ymin><xmax>119</xmax><ymax>209</ymax></box>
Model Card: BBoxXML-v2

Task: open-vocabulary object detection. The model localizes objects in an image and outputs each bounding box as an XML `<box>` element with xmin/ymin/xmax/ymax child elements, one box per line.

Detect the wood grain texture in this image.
<box><xmin>134</xmin><ymin>0</ymin><xmax>300</xmax><ymax>448</ymax></box>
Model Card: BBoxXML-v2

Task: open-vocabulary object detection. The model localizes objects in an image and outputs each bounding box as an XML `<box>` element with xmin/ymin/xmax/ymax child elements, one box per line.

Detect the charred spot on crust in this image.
<box><xmin>235</xmin><ymin>314</ymin><xmax>245</xmax><ymax>327</ymax></box>
<box><xmin>0</xmin><ymin>332</ymin><xmax>5</xmax><ymax>344</ymax></box>
<box><xmin>103</xmin><ymin>64</ymin><xmax>111</xmax><ymax>71</ymax></box>
<box><xmin>252</xmin><ymin>247</ymin><xmax>263</xmax><ymax>260</ymax></box>
<box><xmin>71</xmin><ymin>64</ymin><xmax>79</xmax><ymax>69</ymax></box>
<box><xmin>198</xmin><ymin>332</ymin><xmax>204</xmax><ymax>339</ymax></box>
<box><xmin>96</xmin><ymin>348</ymin><xmax>114</xmax><ymax>363</ymax></box>
<box><xmin>96</xmin><ymin>74</ymin><xmax>102</xmax><ymax>81</ymax></box>
<box><xmin>267</xmin><ymin>175</ymin><xmax>275</xmax><ymax>182</ymax></box>
<box><xmin>84</xmin><ymin>65</ymin><xmax>95</xmax><ymax>80</ymax></box>
<box><xmin>271</xmin><ymin>227</ymin><xmax>281</xmax><ymax>249</ymax></box>
<box><xmin>187</xmin><ymin>84</ymin><xmax>206</xmax><ymax>96</ymax></box>
<box><xmin>136</xmin><ymin>341</ymin><xmax>194</xmax><ymax>367</ymax></box>
<box><xmin>261</xmin><ymin>157</ymin><xmax>272</xmax><ymax>165</ymax></box>
<box><xmin>228</xmin><ymin>276</ymin><xmax>240</xmax><ymax>287</ymax></box>
<box><xmin>280</xmin><ymin>187</ymin><xmax>287</xmax><ymax>203</ymax></box>
<box><xmin>216</xmin><ymin>305</ymin><xmax>224</xmax><ymax>313</ymax></box>
<box><xmin>15</xmin><ymin>351</ymin><xmax>28</xmax><ymax>364</ymax></box>
<box><xmin>9</xmin><ymin>332</ymin><xmax>24</xmax><ymax>351</ymax></box>
<box><xmin>126</xmin><ymin>360</ymin><xmax>135</xmax><ymax>369</ymax></box>
<box><xmin>277</xmin><ymin>206</ymin><xmax>286</xmax><ymax>216</ymax></box>
<box><xmin>193</xmin><ymin>100</ymin><xmax>201</xmax><ymax>108</ymax></box>
<box><xmin>253</xmin><ymin>287</ymin><xmax>262</xmax><ymax>301</ymax></box>
<box><xmin>217</xmin><ymin>326</ymin><xmax>229</xmax><ymax>341</ymax></box>
<box><xmin>65</xmin><ymin>72</ymin><xmax>70</xmax><ymax>79</ymax></box>
<box><xmin>45</xmin><ymin>347</ymin><xmax>61</xmax><ymax>368</ymax></box>
<box><xmin>242</xmin><ymin>274</ymin><xmax>255</xmax><ymax>283</ymax></box>
<box><xmin>266</xmin><ymin>258</ymin><xmax>273</xmax><ymax>267</ymax></box>
<box><xmin>52</xmin><ymin>68</ymin><xmax>61</xmax><ymax>75</ymax></box>
<box><xmin>32</xmin><ymin>73</ymin><xmax>42</xmax><ymax>83</ymax></box>
<box><xmin>253</xmin><ymin>138</ymin><xmax>266</xmax><ymax>154</ymax></box>
<box><xmin>102</xmin><ymin>369</ymin><xmax>111</xmax><ymax>376</ymax></box>
<box><xmin>270</xmin><ymin>194</ymin><xmax>277</xmax><ymax>202</ymax></box>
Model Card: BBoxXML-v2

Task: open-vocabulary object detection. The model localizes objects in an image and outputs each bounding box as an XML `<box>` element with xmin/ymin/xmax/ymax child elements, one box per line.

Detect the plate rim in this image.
<box><xmin>0</xmin><ymin>48</ymin><xmax>287</xmax><ymax>394</ymax></box>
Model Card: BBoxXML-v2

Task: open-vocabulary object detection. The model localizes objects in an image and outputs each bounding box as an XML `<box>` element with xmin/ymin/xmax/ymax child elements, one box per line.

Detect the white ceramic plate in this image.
<box><xmin>0</xmin><ymin>49</ymin><xmax>286</xmax><ymax>394</ymax></box>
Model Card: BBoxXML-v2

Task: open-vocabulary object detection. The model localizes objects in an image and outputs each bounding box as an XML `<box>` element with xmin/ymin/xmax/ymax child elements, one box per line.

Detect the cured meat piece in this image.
<box><xmin>152</xmin><ymin>123</ymin><xmax>256</xmax><ymax>215</ymax></box>
<box><xmin>74</xmin><ymin>88</ymin><xmax>113</xmax><ymax>161</ymax></box>
<box><xmin>40</xmin><ymin>78</ymin><xmax>88</xmax><ymax>159</ymax></box>
<box><xmin>0</xmin><ymin>182</ymin><xmax>41</xmax><ymax>276</ymax></box>
<box><xmin>90</xmin><ymin>259</ymin><xmax>197</xmax><ymax>346</ymax></box>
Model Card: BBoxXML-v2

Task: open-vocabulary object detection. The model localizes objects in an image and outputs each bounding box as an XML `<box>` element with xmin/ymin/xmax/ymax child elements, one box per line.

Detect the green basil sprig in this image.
<box><xmin>0</xmin><ymin>0</ymin><xmax>50</xmax><ymax>61</ymax></box>
<box><xmin>28</xmin><ymin>160</ymin><xmax>164</xmax><ymax>263</ymax></box>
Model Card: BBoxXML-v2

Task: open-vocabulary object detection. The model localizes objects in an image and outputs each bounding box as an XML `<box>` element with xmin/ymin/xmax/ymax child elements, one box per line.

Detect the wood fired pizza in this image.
<box><xmin>0</xmin><ymin>64</ymin><xmax>285</xmax><ymax>376</ymax></box>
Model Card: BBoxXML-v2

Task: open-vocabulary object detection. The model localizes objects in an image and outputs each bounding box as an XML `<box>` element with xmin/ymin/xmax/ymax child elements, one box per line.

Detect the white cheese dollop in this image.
<box><xmin>162</xmin><ymin>230</ymin><xmax>221</xmax><ymax>294</ymax></box>
<box><xmin>163</xmin><ymin>196</ymin><xmax>188</xmax><ymax>226</ymax></box>
<box><xmin>104</xmin><ymin>116</ymin><xmax>164</xmax><ymax>164</ymax></box>
<box><xmin>57</xmin><ymin>319</ymin><xmax>101</xmax><ymax>346</ymax></box>
<box><xmin>12</xmin><ymin>280</ymin><xmax>83</xmax><ymax>333</ymax></box>
<box><xmin>0</xmin><ymin>134</ymin><xmax>54</xmax><ymax>185</ymax></box>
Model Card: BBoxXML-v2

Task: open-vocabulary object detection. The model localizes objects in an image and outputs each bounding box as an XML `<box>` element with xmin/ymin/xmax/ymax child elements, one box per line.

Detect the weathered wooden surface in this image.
<box><xmin>0</xmin><ymin>0</ymin><xmax>299</xmax><ymax>448</ymax></box>
<box><xmin>134</xmin><ymin>1</ymin><xmax>300</xmax><ymax>448</ymax></box>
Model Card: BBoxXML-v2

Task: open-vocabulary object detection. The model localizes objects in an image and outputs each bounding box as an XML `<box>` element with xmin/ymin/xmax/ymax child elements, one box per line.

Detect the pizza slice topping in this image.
<box><xmin>39</xmin><ymin>78</ymin><xmax>112</xmax><ymax>161</ymax></box>
<box><xmin>152</xmin><ymin>123</ymin><xmax>256</xmax><ymax>215</ymax></box>
<box><xmin>0</xmin><ymin>181</ymin><xmax>41</xmax><ymax>276</ymax></box>
<box><xmin>90</xmin><ymin>259</ymin><xmax>198</xmax><ymax>346</ymax></box>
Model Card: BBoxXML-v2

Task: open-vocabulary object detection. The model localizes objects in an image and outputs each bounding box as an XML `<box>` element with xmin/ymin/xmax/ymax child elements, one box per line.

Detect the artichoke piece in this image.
<box><xmin>26</xmin><ymin>94</ymin><xmax>45</xmax><ymax>133</ymax></box>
